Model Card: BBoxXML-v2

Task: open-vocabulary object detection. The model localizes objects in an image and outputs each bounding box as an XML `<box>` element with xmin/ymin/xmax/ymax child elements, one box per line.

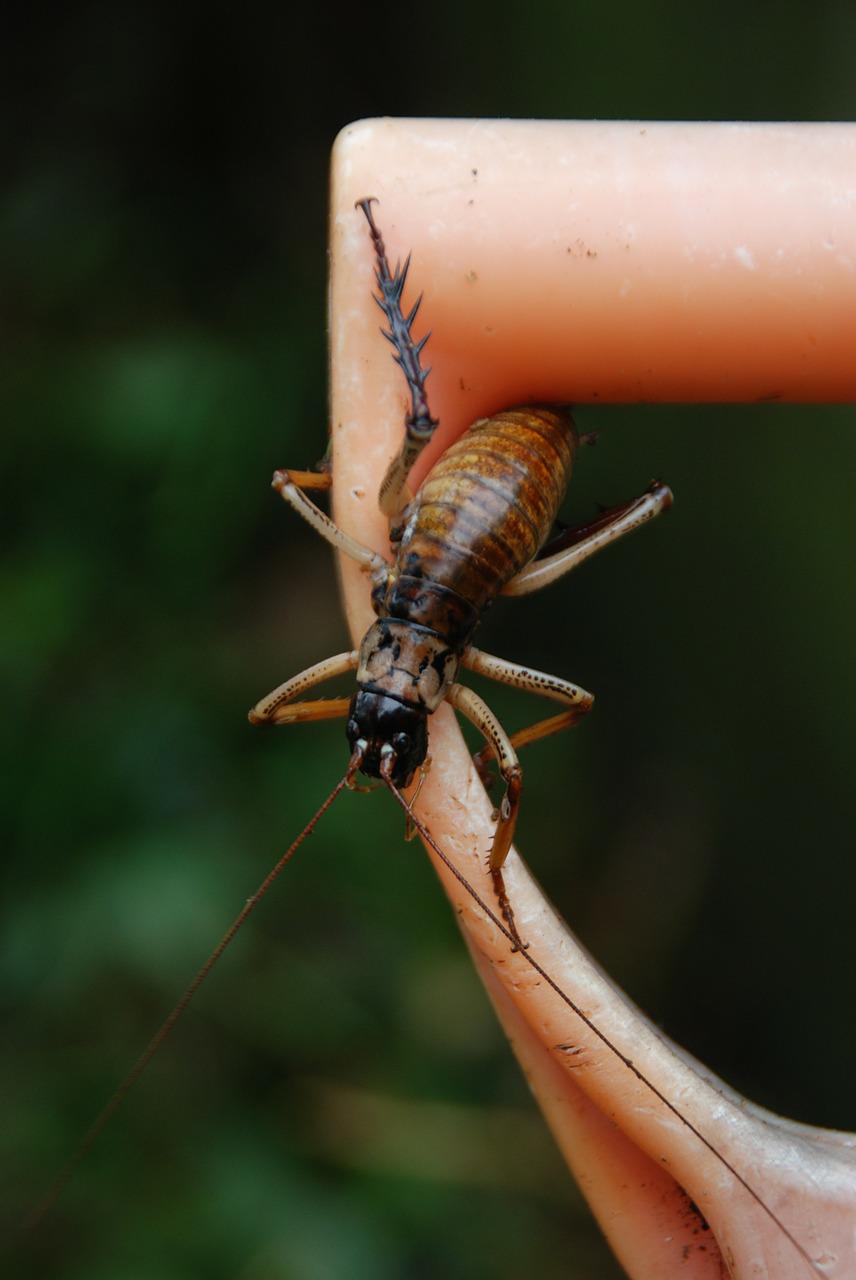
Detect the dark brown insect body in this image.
<box><xmin>390</xmin><ymin>407</ymin><xmax>575</xmax><ymax>621</ymax></box>
<box><xmin>350</xmin><ymin>408</ymin><xmax>577</xmax><ymax>783</ymax></box>
<box><xmin>251</xmin><ymin>199</ymin><xmax>671</xmax><ymax>929</ymax></box>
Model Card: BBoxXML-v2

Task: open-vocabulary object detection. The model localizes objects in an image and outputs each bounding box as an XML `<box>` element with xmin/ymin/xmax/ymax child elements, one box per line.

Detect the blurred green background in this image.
<box><xmin>5</xmin><ymin>4</ymin><xmax>856</xmax><ymax>1278</ymax></box>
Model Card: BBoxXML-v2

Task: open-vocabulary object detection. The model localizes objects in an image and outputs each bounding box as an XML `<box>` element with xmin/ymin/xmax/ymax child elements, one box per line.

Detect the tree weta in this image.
<box><xmin>26</xmin><ymin>201</ymin><xmax>831</xmax><ymax>1278</ymax></box>
<box><xmin>248</xmin><ymin>198</ymin><xmax>673</xmax><ymax>947</ymax></box>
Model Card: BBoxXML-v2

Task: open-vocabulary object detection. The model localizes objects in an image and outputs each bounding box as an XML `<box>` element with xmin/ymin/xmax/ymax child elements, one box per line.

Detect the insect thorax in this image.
<box><xmin>346</xmin><ymin>618</ymin><xmax>458</xmax><ymax>786</ymax></box>
<box><xmin>372</xmin><ymin>574</ymin><xmax>481</xmax><ymax>649</ymax></box>
<box><xmin>356</xmin><ymin>618</ymin><xmax>459</xmax><ymax>714</ymax></box>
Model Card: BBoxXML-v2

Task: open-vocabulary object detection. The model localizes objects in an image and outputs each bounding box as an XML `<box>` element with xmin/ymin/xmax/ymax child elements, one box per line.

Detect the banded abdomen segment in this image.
<box><xmin>391</xmin><ymin>407</ymin><xmax>576</xmax><ymax>621</ymax></box>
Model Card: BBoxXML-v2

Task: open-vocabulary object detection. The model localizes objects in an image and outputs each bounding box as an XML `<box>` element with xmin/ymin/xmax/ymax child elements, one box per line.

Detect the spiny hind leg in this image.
<box><xmin>502</xmin><ymin>480</ymin><xmax>673</xmax><ymax>597</ymax></box>
<box><xmin>460</xmin><ymin>647</ymin><xmax>594</xmax><ymax>788</ymax></box>
<box><xmin>446</xmin><ymin>683</ymin><xmax>526</xmax><ymax>951</ymax></box>
<box><xmin>356</xmin><ymin>199</ymin><xmax>438</xmax><ymax>522</ymax></box>
<box><xmin>249</xmin><ymin>651</ymin><xmax>358</xmax><ymax>726</ymax></box>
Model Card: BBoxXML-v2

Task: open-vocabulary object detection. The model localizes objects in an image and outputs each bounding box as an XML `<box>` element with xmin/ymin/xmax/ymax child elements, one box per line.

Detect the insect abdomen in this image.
<box><xmin>394</xmin><ymin>407</ymin><xmax>576</xmax><ymax>616</ymax></box>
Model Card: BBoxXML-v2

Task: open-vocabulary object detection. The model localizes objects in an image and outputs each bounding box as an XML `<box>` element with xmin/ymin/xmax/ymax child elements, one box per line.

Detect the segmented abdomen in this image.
<box><xmin>392</xmin><ymin>406</ymin><xmax>576</xmax><ymax>619</ymax></box>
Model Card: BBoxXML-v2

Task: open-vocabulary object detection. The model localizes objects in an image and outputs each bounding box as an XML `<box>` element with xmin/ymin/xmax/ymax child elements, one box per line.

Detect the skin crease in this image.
<box><xmin>328</xmin><ymin>120</ymin><xmax>856</xmax><ymax>1278</ymax></box>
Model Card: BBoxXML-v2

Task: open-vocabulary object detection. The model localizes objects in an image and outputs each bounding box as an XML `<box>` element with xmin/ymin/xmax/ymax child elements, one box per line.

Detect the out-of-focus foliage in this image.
<box><xmin>4</xmin><ymin>4</ymin><xmax>855</xmax><ymax>1278</ymax></box>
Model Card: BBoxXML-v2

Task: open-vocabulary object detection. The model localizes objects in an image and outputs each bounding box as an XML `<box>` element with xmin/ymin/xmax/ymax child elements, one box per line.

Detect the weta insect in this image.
<box><xmin>248</xmin><ymin>198</ymin><xmax>672</xmax><ymax>946</ymax></box>
<box><xmin>27</xmin><ymin>198</ymin><xmax>826</xmax><ymax>1278</ymax></box>
<box><xmin>243</xmin><ymin>200</ymin><xmax>822</xmax><ymax>1276</ymax></box>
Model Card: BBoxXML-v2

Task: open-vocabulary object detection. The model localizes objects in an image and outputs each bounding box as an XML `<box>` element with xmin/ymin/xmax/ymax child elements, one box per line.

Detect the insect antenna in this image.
<box><xmin>381</xmin><ymin>760</ymin><xmax>822</xmax><ymax>1279</ymax></box>
<box><xmin>24</xmin><ymin>746</ymin><xmax>365</xmax><ymax>1233</ymax></box>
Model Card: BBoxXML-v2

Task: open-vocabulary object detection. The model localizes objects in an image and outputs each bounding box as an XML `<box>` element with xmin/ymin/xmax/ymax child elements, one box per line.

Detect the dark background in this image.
<box><xmin>5</xmin><ymin>4</ymin><xmax>856</xmax><ymax>1277</ymax></box>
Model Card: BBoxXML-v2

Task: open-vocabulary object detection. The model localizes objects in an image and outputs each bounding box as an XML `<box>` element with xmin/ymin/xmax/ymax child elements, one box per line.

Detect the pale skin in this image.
<box><xmin>314</xmin><ymin>121</ymin><xmax>856</xmax><ymax>1278</ymax></box>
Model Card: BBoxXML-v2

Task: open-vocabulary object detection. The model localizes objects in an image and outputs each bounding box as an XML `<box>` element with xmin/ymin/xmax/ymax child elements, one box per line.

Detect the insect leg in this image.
<box><xmin>356</xmin><ymin>199</ymin><xmax>438</xmax><ymax>521</ymax></box>
<box><xmin>248</xmin><ymin>651</ymin><xmax>358</xmax><ymax>726</ymax></box>
<box><xmin>460</xmin><ymin>647</ymin><xmax>594</xmax><ymax>786</ymax></box>
<box><xmin>279</xmin><ymin>467</ymin><xmax>332</xmax><ymax>491</ymax></box>
<box><xmin>446</xmin><ymin>683</ymin><xmax>526</xmax><ymax>950</ymax></box>
<box><xmin>502</xmin><ymin>480</ymin><xmax>673</xmax><ymax>597</ymax></box>
<box><xmin>272</xmin><ymin>469</ymin><xmax>390</xmax><ymax>581</ymax></box>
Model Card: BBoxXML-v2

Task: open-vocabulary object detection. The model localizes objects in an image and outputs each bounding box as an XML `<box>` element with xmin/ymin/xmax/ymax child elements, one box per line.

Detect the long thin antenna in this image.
<box><xmin>382</xmin><ymin>763</ymin><xmax>821</xmax><ymax>1279</ymax></box>
<box><xmin>24</xmin><ymin>750</ymin><xmax>363</xmax><ymax>1233</ymax></box>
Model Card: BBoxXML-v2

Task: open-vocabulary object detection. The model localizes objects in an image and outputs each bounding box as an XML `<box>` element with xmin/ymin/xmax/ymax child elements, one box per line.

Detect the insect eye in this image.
<box><xmin>393</xmin><ymin>731</ymin><xmax>411</xmax><ymax>755</ymax></box>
